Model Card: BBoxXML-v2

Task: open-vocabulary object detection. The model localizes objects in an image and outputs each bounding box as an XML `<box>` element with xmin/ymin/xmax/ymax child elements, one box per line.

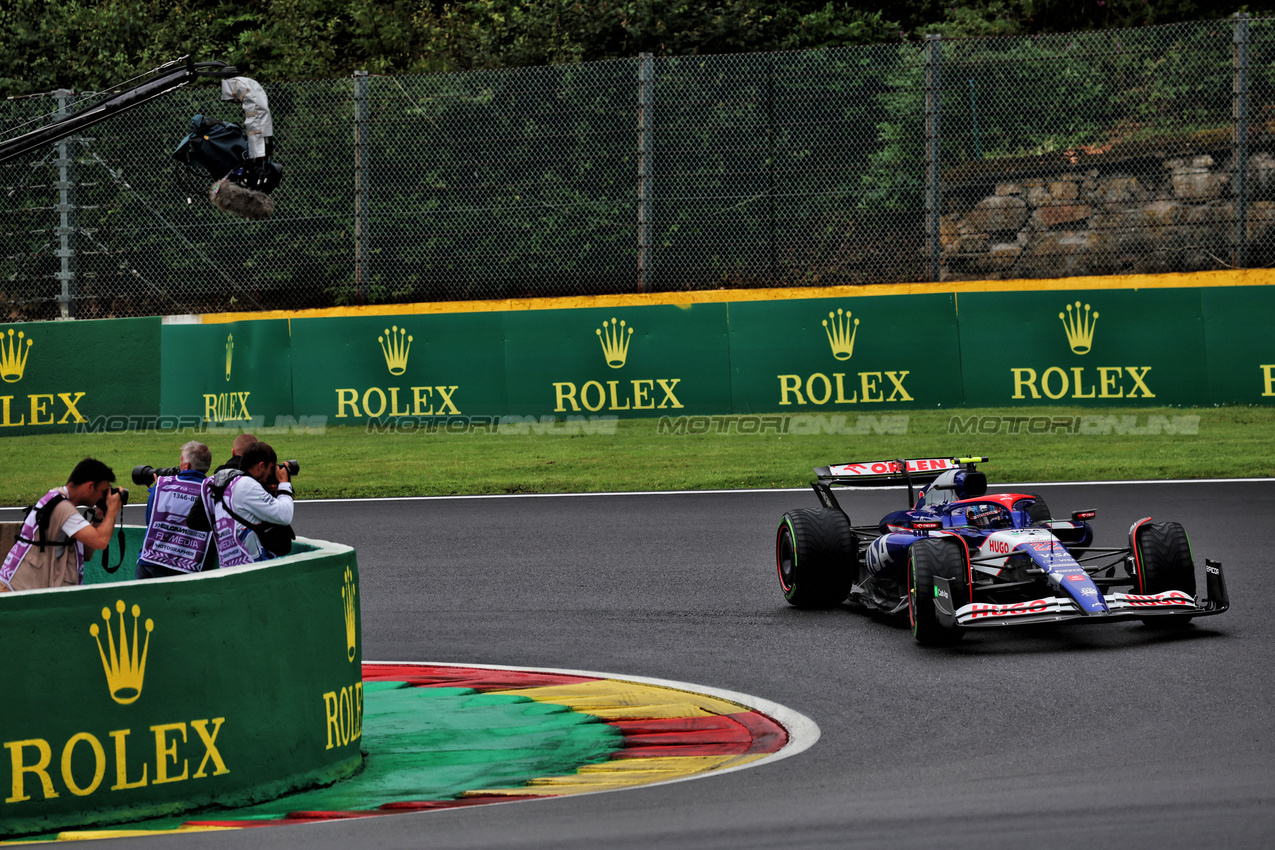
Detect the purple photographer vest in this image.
<box><xmin>1</xmin><ymin>488</ymin><xmax>83</xmax><ymax>587</ymax></box>
<box><xmin>204</xmin><ymin>474</ymin><xmax>256</xmax><ymax>568</ymax></box>
<box><xmin>138</xmin><ymin>475</ymin><xmax>213</xmax><ymax>573</ymax></box>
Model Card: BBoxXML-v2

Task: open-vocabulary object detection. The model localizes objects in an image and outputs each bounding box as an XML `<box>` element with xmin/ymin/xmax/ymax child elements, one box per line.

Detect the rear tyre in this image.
<box><xmin>1132</xmin><ymin>521</ymin><xmax>1196</xmax><ymax>628</ymax></box>
<box><xmin>776</xmin><ymin>508</ymin><xmax>856</xmax><ymax>608</ymax></box>
<box><xmin>908</xmin><ymin>537</ymin><xmax>969</xmax><ymax>646</ymax></box>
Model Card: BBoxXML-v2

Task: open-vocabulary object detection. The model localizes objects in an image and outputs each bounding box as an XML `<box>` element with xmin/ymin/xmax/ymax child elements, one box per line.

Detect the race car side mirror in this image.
<box><xmin>1071</xmin><ymin>509</ymin><xmax>1097</xmax><ymax>522</ymax></box>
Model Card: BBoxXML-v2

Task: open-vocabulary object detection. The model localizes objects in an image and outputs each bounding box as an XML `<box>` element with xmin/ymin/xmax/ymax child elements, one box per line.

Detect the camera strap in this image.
<box><xmin>100</xmin><ymin>512</ymin><xmax>126</xmax><ymax>573</ymax></box>
<box><xmin>14</xmin><ymin>493</ymin><xmax>68</xmax><ymax>551</ymax></box>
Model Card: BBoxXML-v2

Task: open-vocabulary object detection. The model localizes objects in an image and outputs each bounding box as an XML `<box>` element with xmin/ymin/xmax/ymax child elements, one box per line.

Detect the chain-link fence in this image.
<box><xmin>3</xmin><ymin>16</ymin><xmax>1273</xmax><ymax>321</ymax></box>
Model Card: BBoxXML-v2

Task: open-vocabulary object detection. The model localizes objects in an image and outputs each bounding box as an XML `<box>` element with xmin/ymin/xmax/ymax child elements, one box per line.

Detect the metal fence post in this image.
<box><xmin>354</xmin><ymin>70</ymin><xmax>369</xmax><ymax>304</ymax></box>
<box><xmin>925</xmin><ymin>35</ymin><xmax>942</xmax><ymax>283</ymax></box>
<box><xmin>1234</xmin><ymin>13</ymin><xmax>1250</xmax><ymax>268</ymax></box>
<box><xmin>767</xmin><ymin>52</ymin><xmax>777</xmax><ymax>283</ymax></box>
<box><xmin>637</xmin><ymin>53</ymin><xmax>654</xmax><ymax>294</ymax></box>
<box><xmin>54</xmin><ymin>90</ymin><xmax>77</xmax><ymax>319</ymax></box>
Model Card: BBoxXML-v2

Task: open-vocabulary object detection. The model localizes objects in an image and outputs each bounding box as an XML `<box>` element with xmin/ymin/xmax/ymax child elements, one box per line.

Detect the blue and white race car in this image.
<box><xmin>775</xmin><ymin>456</ymin><xmax>1229</xmax><ymax>645</ymax></box>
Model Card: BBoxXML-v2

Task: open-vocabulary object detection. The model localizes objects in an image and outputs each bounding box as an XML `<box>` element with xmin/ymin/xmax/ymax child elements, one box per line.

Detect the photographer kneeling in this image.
<box><xmin>193</xmin><ymin>441</ymin><xmax>295</xmax><ymax>566</ymax></box>
<box><xmin>135</xmin><ymin>441</ymin><xmax>217</xmax><ymax>580</ymax></box>
<box><xmin>1</xmin><ymin>458</ymin><xmax>122</xmax><ymax>592</ymax></box>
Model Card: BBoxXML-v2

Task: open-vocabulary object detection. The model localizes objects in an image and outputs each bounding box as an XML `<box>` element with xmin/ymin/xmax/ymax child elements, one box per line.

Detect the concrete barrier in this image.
<box><xmin>1</xmin><ymin>273</ymin><xmax>1273</xmax><ymax>438</ymax></box>
<box><xmin>0</xmin><ymin>528</ymin><xmax>363</xmax><ymax>838</ymax></box>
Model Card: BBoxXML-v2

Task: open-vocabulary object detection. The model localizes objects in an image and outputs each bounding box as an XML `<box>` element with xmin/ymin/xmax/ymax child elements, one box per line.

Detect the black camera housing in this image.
<box><xmin>95</xmin><ymin>486</ymin><xmax>129</xmax><ymax>512</ymax></box>
<box><xmin>132</xmin><ymin>464</ymin><xmax>180</xmax><ymax>486</ymax></box>
<box><xmin>264</xmin><ymin>459</ymin><xmax>300</xmax><ymax>490</ymax></box>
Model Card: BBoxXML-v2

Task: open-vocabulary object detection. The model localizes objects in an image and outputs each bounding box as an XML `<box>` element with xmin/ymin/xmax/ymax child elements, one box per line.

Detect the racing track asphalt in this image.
<box><xmin>21</xmin><ymin>480</ymin><xmax>1275</xmax><ymax>849</ymax></box>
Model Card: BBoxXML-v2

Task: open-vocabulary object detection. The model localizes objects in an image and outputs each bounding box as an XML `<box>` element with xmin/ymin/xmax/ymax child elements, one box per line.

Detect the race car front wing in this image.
<box><xmin>933</xmin><ymin>559</ymin><xmax>1229</xmax><ymax>629</ymax></box>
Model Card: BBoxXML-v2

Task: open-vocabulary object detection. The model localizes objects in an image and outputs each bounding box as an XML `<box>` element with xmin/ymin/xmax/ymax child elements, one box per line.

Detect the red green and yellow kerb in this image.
<box><xmin>6</xmin><ymin>663</ymin><xmax>790</xmax><ymax>842</ymax></box>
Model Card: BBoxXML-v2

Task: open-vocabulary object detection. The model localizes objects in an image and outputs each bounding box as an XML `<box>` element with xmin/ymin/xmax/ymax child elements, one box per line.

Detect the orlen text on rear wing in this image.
<box><xmin>814</xmin><ymin>457</ymin><xmax>987</xmax><ymax>487</ymax></box>
<box><xmin>808</xmin><ymin>456</ymin><xmax>986</xmax><ymax>524</ymax></box>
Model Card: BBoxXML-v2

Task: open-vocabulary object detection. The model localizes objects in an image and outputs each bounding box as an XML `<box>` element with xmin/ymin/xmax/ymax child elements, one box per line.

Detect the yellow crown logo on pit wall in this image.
<box><xmin>1</xmin><ymin>328</ymin><xmax>33</xmax><ymax>383</ymax></box>
<box><xmin>379</xmin><ymin>326</ymin><xmax>413</xmax><ymax>375</ymax></box>
<box><xmin>596</xmin><ymin>318</ymin><xmax>633</xmax><ymax>369</ymax></box>
<box><xmin>90</xmin><ymin>600</ymin><xmax>154</xmax><ymax>705</ymax></box>
<box><xmin>1060</xmin><ymin>301</ymin><xmax>1099</xmax><ymax>355</ymax></box>
<box><xmin>342</xmin><ymin>566</ymin><xmax>358</xmax><ymax>663</ymax></box>
<box><xmin>822</xmin><ymin>308</ymin><xmax>860</xmax><ymax>361</ymax></box>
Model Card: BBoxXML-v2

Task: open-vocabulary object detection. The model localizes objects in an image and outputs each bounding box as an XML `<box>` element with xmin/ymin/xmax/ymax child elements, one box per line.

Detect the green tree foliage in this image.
<box><xmin>2</xmin><ymin>2</ymin><xmax>1271</xmax><ymax>317</ymax></box>
<box><xmin>2</xmin><ymin>0</ymin><xmax>1265</xmax><ymax>94</ymax></box>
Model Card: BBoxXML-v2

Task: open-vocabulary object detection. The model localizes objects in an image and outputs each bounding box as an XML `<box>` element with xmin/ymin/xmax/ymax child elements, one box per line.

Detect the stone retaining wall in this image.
<box><xmin>940</xmin><ymin>147</ymin><xmax>1275</xmax><ymax>280</ymax></box>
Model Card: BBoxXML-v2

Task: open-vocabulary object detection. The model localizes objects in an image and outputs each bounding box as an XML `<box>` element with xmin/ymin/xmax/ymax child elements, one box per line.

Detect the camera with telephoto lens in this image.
<box><xmin>265</xmin><ymin>459</ymin><xmax>300</xmax><ymax>489</ymax></box>
<box><xmin>131</xmin><ymin>464</ymin><xmax>180</xmax><ymax>486</ymax></box>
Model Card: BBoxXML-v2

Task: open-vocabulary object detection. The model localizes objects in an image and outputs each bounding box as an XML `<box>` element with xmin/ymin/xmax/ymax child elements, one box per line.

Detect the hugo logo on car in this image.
<box><xmin>965</xmin><ymin>599</ymin><xmax>1054</xmax><ymax>620</ymax></box>
<box><xmin>1115</xmin><ymin>591</ymin><xmax>1193</xmax><ymax>608</ymax></box>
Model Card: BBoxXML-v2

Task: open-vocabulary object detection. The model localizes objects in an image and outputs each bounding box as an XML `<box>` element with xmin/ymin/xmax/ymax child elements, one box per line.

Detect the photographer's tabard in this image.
<box><xmin>138</xmin><ymin>476</ymin><xmax>212</xmax><ymax>575</ymax></box>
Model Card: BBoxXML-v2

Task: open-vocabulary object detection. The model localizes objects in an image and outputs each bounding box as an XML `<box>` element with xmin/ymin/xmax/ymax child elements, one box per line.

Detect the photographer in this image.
<box><xmin>0</xmin><ymin>458</ymin><xmax>121</xmax><ymax>592</ymax></box>
<box><xmin>135</xmin><ymin>441</ymin><xmax>217</xmax><ymax>580</ymax></box>
<box><xmin>197</xmin><ymin>441</ymin><xmax>295</xmax><ymax>567</ymax></box>
<box><xmin>214</xmin><ymin>432</ymin><xmax>257</xmax><ymax>473</ymax></box>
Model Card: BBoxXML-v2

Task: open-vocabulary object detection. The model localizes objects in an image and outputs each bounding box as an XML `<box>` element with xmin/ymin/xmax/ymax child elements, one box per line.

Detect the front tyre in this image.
<box><xmin>776</xmin><ymin>508</ymin><xmax>856</xmax><ymax>608</ymax></box>
<box><xmin>908</xmin><ymin>537</ymin><xmax>969</xmax><ymax>646</ymax></box>
<box><xmin>1132</xmin><ymin>520</ymin><xmax>1196</xmax><ymax>628</ymax></box>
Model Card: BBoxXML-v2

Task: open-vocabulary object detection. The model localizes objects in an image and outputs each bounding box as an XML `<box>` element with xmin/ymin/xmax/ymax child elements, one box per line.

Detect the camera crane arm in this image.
<box><xmin>0</xmin><ymin>56</ymin><xmax>238</xmax><ymax>167</ymax></box>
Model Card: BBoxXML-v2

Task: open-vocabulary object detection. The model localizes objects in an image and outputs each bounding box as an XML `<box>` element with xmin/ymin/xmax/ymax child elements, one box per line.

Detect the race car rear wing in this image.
<box><xmin>810</xmin><ymin>458</ymin><xmax>989</xmax><ymax>519</ymax></box>
<box><xmin>814</xmin><ymin>456</ymin><xmax>988</xmax><ymax>507</ymax></box>
<box><xmin>814</xmin><ymin>456</ymin><xmax>987</xmax><ymax>485</ymax></box>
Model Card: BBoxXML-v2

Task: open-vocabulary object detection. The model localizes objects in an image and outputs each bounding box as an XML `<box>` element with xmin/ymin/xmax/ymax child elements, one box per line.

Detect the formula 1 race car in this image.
<box><xmin>775</xmin><ymin>456</ymin><xmax>1229</xmax><ymax>645</ymax></box>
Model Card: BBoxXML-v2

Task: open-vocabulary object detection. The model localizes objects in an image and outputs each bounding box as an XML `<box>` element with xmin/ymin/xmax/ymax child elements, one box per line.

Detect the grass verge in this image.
<box><xmin>1</xmin><ymin>406</ymin><xmax>1271</xmax><ymax>507</ymax></box>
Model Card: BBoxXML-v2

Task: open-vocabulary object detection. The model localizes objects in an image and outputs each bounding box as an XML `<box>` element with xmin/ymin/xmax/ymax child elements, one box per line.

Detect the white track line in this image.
<box><xmin>1</xmin><ymin>477</ymin><xmax>1271</xmax><ymax>512</ymax></box>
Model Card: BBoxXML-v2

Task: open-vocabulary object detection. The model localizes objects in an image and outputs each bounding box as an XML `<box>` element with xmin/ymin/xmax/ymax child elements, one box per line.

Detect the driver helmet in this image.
<box><xmin>967</xmin><ymin>503</ymin><xmax>1012</xmax><ymax>530</ymax></box>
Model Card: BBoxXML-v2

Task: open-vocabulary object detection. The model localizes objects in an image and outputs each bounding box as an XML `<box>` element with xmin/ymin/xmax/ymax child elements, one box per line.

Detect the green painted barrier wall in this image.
<box><xmin>160</xmin><ymin>321</ymin><xmax>294</xmax><ymax>426</ymax></box>
<box><xmin>290</xmin><ymin>312</ymin><xmax>509</xmax><ymax>423</ymax></box>
<box><xmin>0</xmin><ymin>317</ymin><xmax>159</xmax><ymax>436</ymax></box>
<box><xmin>1</xmin><ymin>282</ymin><xmax>1272</xmax><ymax>429</ymax></box>
<box><xmin>504</xmin><ymin>304</ymin><xmax>733</xmax><ymax>417</ymax></box>
<box><xmin>728</xmin><ymin>293</ymin><xmax>963</xmax><ymax>412</ymax></box>
<box><xmin>0</xmin><ymin>535</ymin><xmax>363</xmax><ymax>838</ymax></box>
<box><xmin>957</xmin><ymin>287</ymin><xmax>1210</xmax><ymax>407</ymax></box>
<box><xmin>1203</xmin><ymin>286</ymin><xmax>1275</xmax><ymax>406</ymax></box>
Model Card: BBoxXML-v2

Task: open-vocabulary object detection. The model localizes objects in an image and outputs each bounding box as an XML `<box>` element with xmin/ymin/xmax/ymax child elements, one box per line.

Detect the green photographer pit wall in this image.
<box><xmin>0</xmin><ymin>531</ymin><xmax>362</xmax><ymax>838</ymax></box>
<box><xmin>0</xmin><ymin>269</ymin><xmax>1273</xmax><ymax>438</ymax></box>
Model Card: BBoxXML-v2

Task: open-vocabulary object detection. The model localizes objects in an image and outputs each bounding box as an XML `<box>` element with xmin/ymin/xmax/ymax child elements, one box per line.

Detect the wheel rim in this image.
<box><xmin>777</xmin><ymin>524</ymin><xmax>797</xmax><ymax>592</ymax></box>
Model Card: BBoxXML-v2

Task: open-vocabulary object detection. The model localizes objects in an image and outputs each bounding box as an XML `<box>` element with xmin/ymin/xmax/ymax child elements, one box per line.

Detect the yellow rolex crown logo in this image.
<box><xmin>1</xmin><ymin>328</ymin><xmax>33</xmax><ymax>383</ymax></box>
<box><xmin>225</xmin><ymin>333</ymin><xmax>234</xmax><ymax>381</ymax></box>
<box><xmin>342</xmin><ymin>566</ymin><xmax>358</xmax><ymax>663</ymax></box>
<box><xmin>596</xmin><ymin>317</ymin><xmax>634</xmax><ymax>369</ymax></box>
<box><xmin>379</xmin><ymin>326</ymin><xmax>413</xmax><ymax>376</ymax></box>
<box><xmin>1059</xmin><ymin>301</ymin><xmax>1099</xmax><ymax>355</ymax></box>
<box><xmin>89</xmin><ymin>600</ymin><xmax>154</xmax><ymax>705</ymax></box>
<box><xmin>822</xmin><ymin>308</ymin><xmax>860</xmax><ymax>361</ymax></box>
